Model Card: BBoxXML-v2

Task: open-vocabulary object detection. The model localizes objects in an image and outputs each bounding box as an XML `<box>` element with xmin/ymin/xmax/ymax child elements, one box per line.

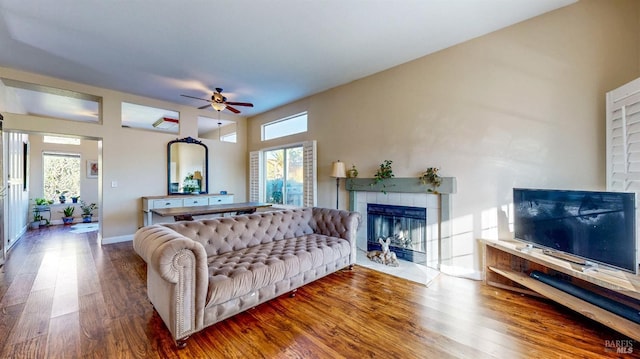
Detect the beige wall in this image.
<box><xmin>0</xmin><ymin>67</ymin><xmax>248</xmax><ymax>242</ymax></box>
<box><xmin>247</xmin><ymin>0</ymin><xmax>640</xmax><ymax>275</ymax></box>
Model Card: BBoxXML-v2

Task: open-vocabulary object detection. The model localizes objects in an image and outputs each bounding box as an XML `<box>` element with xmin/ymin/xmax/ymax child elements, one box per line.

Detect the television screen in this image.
<box><xmin>513</xmin><ymin>188</ymin><xmax>637</xmax><ymax>273</ymax></box>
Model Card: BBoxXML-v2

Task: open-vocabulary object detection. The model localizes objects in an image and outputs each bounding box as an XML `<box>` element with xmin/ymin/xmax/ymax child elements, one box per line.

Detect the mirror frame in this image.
<box><xmin>167</xmin><ymin>136</ymin><xmax>209</xmax><ymax>195</ymax></box>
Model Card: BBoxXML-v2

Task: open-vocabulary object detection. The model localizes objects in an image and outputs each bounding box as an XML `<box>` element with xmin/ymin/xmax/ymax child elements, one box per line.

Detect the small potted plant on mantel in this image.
<box><xmin>372</xmin><ymin>160</ymin><xmax>394</xmax><ymax>194</ymax></box>
<box><xmin>79</xmin><ymin>200</ymin><xmax>97</xmax><ymax>223</ymax></box>
<box><xmin>60</xmin><ymin>205</ymin><xmax>75</xmax><ymax>225</ymax></box>
<box><xmin>419</xmin><ymin>167</ymin><xmax>442</xmax><ymax>193</ymax></box>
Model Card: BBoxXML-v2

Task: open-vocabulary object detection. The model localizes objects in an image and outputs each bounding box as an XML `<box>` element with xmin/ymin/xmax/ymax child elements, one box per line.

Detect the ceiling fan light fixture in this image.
<box><xmin>211</xmin><ymin>102</ymin><xmax>226</xmax><ymax>111</ymax></box>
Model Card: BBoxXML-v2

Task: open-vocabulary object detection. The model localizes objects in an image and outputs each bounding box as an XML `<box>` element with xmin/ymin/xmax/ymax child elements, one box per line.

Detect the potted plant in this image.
<box><xmin>372</xmin><ymin>160</ymin><xmax>394</xmax><ymax>194</ymax></box>
<box><xmin>419</xmin><ymin>167</ymin><xmax>442</xmax><ymax>193</ymax></box>
<box><xmin>34</xmin><ymin>197</ymin><xmax>53</xmax><ymax>211</ymax></box>
<box><xmin>347</xmin><ymin>164</ymin><xmax>359</xmax><ymax>178</ymax></box>
<box><xmin>31</xmin><ymin>213</ymin><xmax>42</xmax><ymax>230</ymax></box>
<box><xmin>183</xmin><ymin>173</ymin><xmax>199</xmax><ymax>193</ymax></box>
<box><xmin>79</xmin><ymin>200</ymin><xmax>97</xmax><ymax>223</ymax></box>
<box><xmin>56</xmin><ymin>190</ymin><xmax>69</xmax><ymax>204</ymax></box>
<box><xmin>71</xmin><ymin>195</ymin><xmax>80</xmax><ymax>203</ymax></box>
<box><xmin>60</xmin><ymin>205</ymin><xmax>75</xmax><ymax>225</ymax></box>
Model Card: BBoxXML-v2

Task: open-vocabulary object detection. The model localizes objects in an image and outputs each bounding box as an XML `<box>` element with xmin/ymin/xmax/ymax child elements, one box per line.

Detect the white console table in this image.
<box><xmin>479</xmin><ymin>238</ymin><xmax>640</xmax><ymax>342</ymax></box>
<box><xmin>142</xmin><ymin>194</ymin><xmax>234</xmax><ymax>226</ymax></box>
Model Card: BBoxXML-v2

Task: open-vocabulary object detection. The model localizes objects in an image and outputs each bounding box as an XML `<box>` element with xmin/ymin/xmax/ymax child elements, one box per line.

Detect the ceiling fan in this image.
<box><xmin>181</xmin><ymin>88</ymin><xmax>254</xmax><ymax>114</ymax></box>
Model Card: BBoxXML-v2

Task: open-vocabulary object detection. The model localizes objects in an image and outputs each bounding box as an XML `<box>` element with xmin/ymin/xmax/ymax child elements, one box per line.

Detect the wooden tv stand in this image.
<box><xmin>479</xmin><ymin>238</ymin><xmax>640</xmax><ymax>341</ymax></box>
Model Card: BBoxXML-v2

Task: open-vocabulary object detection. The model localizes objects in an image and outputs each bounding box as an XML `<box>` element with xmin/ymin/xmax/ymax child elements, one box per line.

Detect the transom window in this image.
<box><xmin>221</xmin><ymin>132</ymin><xmax>237</xmax><ymax>143</ymax></box>
<box><xmin>262</xmin><ymin>112</ymin><xmax>307</xmax><ymax>141</ymax></box>
<box><xmin>43</xmin><ymin>136</ymin><xmax>80</xmax><ymax>145</ymax></box>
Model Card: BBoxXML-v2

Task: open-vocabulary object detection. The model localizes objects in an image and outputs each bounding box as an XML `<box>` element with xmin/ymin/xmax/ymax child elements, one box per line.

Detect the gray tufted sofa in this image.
<box><xmin>133</xmin><ymin>207</ymin><xmax>361</xmax><ymax>346</ymax></box>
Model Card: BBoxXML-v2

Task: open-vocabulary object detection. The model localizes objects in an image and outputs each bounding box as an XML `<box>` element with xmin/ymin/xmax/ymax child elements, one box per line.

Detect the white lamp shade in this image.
<box><xmin>211</xmin><ymin>102</ymin><xmax>226</xmax><ymax>111</ymax></box>
<box><xmin>331</xmin><ymin>161</ymin><xmax>347</xmax><ymax>178</ymax></box>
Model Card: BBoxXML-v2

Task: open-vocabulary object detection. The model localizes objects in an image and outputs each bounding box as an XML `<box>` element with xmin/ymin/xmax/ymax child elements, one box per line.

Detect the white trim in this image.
<box><xmin>101</xmin><ymin>234</ymin><xmax>133</xmax><ymax>245</ymax></box>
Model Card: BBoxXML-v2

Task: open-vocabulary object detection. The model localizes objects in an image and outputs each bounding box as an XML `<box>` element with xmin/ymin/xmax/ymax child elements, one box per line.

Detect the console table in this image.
<box><xmin>151</xmin><ymin>202</ymin><xmax>272</xmax><ymax>221</ymax></box>
<box><xmin>142</xmin><ymin>194</ymin><xmax>234</xmax><ymax>226</ymax></box>
<box><xmin>479</xmin><ymin>238</ymin><xmax>640</xmax><ymax>341</ymax></box>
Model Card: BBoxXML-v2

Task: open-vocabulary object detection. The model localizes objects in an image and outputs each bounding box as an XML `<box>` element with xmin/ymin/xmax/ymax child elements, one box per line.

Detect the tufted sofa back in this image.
<box><xmin>161</xmin><ymin>208</ymin><xmax>315</xmax><ymax>257</ymax></box>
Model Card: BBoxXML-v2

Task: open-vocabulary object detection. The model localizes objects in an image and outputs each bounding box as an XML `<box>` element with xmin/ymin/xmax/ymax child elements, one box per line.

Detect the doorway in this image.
<box><xmin>4</xmin><ymin>131</ymin><xmax>102</xmax><ymax>255</ymax></box>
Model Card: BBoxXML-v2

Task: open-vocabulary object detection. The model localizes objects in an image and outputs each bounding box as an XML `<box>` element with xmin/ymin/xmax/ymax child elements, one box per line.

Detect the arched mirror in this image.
<box><xmin>168</xmin><ymin>137</ymin><xmax>208</xmax><ymax>195</ymax></box>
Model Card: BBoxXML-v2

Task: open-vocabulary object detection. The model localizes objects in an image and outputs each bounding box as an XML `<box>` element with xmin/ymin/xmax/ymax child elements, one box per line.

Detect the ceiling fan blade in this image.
<box><xmin>181</xmin><ymin>94</ymin><xmax>211</xmax><ymax>102</ymax></box>
<box><xmin>225</xmin><ymin>101</ymin><xmax>254</xmax><ymax>107</ymax></box>
<box><xmin>197</xmin><ymin>104</ymin><xmax>211</xmax><ymax>110</ymax></box>
<box><xmin>225</xmin><ymin>105</ymin><xmax>241</xmax><ymax>114</ymax></box>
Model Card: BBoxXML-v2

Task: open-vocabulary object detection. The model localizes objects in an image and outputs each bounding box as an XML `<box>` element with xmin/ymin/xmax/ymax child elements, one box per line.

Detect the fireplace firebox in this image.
<box><xmin>367</xmin><ymin>203</ymin><xmax>427</xmax><ymax>264</ymax></box>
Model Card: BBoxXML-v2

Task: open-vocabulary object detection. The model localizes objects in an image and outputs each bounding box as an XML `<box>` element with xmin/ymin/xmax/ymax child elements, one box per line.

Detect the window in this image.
<box><xmin>250</xmin><ymin>141</ymin><xmax>316</xmax><ymax>207</ymax></box>
<box><xmin>262</xmin><ymin>112</ymin><xmax>307</xmax><ymax>141</ymax></box>
<box><xmin>43</xmin><ymin>152</ymin><xmax>81</xmax><ymax>201</ymax></box>
<box><xmin>264</xmin><ymin>146</ymin><xmax>304</xmax><ymax>205</ymax></box>
<box><xmin>221</xmin><ymin>132</ymin><xmax>237</xmax><ymax>143</ymax></box>
<box><xmin>43</xmin><ymin>136</ymin><xmax>80</xmax><ymax>145</ymax></box>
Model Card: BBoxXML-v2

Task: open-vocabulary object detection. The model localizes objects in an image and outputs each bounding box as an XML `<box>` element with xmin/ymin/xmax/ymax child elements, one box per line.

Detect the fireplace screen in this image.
<box><xmin>367</xmin><ymin>203</ymin><xmax>427</xmax><ymax>263</ymax></box>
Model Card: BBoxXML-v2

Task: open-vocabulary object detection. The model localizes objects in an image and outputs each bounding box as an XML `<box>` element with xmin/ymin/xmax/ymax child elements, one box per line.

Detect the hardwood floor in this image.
<box><xmin>0</xmin><ymin>226</ymin><xmax>636</xmax><ymax>358</ymax></box>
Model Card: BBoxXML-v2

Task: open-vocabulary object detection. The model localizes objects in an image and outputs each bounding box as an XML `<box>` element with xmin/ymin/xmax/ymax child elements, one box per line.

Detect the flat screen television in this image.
<box><xmin>513</xmin><ymin>188</ymin><xmax>637</xmax><ymax>274</ymax></box>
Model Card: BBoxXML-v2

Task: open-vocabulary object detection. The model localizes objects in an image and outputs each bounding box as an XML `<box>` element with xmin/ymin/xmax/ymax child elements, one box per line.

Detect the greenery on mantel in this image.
<box><xmin>419</xmin><ymin>167</ymin><xmax>442</xmax><ymax>193</ymax></box>
<box><xmin>346</xmin><ymin>177</ymin><xmax>456</xmax><ymax>195</ymax></box>
<box><xmin>372</xmin><ymin>160</ymin><xmax>394</xmax><ymax>194</ymax></box>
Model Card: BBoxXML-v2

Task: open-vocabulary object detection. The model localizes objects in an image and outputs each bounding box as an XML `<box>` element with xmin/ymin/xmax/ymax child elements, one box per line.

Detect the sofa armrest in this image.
<box><xmin>133</xmin><ymin>224</ymin><xmax>209</xmax><ymax>339</ymax></box>
<box><xmin>134</xmin><ymin>225</ymin><xmax>208</xmax><ymax>284</ymax></box>
<box><xmin>311</xmin><ymin>208</ymin><xmax>362</xmax><ymax>264</ymax></box>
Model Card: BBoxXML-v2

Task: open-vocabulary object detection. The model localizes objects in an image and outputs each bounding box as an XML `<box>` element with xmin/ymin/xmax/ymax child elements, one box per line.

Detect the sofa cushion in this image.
<box><xmin>204</xmin><ymin>234</ymin><xmax>350</xmax><ymax>307</ymax></box>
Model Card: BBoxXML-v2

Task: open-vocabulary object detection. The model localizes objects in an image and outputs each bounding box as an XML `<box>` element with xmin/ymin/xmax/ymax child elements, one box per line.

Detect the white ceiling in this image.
<box><xmin>0</xmin><ymin>0</ymin><xmax>577</xmax><ymax>118</ymax></box>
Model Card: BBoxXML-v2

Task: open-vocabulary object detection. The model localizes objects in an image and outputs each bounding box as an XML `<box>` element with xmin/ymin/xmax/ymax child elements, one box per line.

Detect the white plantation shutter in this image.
<box><xmin>606</xmin><ymin>78</ymin><xmax>640</xmax><ymax>272</ymax></box>
<box><xmin>249</xmin><ymin>151</ymin><xmax>262</xmax><ymax>202</ymax></box>
<box><xmin>302</xmin><ymin>140</ymin><xmax>317</xmax><ymax>207</ymax></box>
<box><xmin>607</xmin><ymin>78</ymin><xmax>640</xmax><ymax>192</ymax></box>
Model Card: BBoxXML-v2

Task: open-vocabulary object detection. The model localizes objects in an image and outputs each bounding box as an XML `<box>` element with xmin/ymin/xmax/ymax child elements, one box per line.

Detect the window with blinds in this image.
<box><xmin>606</xmin><ymin>78</ymin><xmax>640</xmax><ymax>192</ymax></box>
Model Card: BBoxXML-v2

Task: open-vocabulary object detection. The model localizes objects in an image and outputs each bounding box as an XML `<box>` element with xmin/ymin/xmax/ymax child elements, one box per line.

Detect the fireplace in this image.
<box><xmin>367</xmin><ymin>203</ymin><xmax>427</xmax><ymax>264</ymax></box>
<box><xmin>347</xmin><ymin>176</ymin><xmax>456</xmax><ymax>271</ymax></box>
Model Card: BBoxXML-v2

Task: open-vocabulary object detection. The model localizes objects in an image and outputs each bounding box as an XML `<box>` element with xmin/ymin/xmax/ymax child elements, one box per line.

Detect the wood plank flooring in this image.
<box><xmin>0</xmin><ymin>226</ymin><xmax>637</xmax><ymax>358</ymax></box>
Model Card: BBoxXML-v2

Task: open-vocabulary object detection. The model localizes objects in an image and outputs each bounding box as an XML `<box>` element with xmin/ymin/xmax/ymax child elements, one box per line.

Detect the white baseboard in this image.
<box><xmin>101</xmin><ymin>234</ymin><xmax>133</xmax><ymax>245</ymax></box>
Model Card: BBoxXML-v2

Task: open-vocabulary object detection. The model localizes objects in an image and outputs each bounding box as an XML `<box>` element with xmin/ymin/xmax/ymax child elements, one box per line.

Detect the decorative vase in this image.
<box><xmin>62</xmin><ymin>216</ymin><xmax>74</xmax><ymax>225</ymax></box>
<box><xmin>82</xmin><ymin>215</ymin><xmax>92</xmax><ymax>223</ymax></box>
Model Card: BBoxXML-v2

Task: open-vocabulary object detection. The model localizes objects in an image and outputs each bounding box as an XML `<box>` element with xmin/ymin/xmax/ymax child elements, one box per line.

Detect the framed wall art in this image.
<box><xmin>87</xmin><ymin>160</ymin><xmax>98</xmax><ymax>178</ymax></box>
